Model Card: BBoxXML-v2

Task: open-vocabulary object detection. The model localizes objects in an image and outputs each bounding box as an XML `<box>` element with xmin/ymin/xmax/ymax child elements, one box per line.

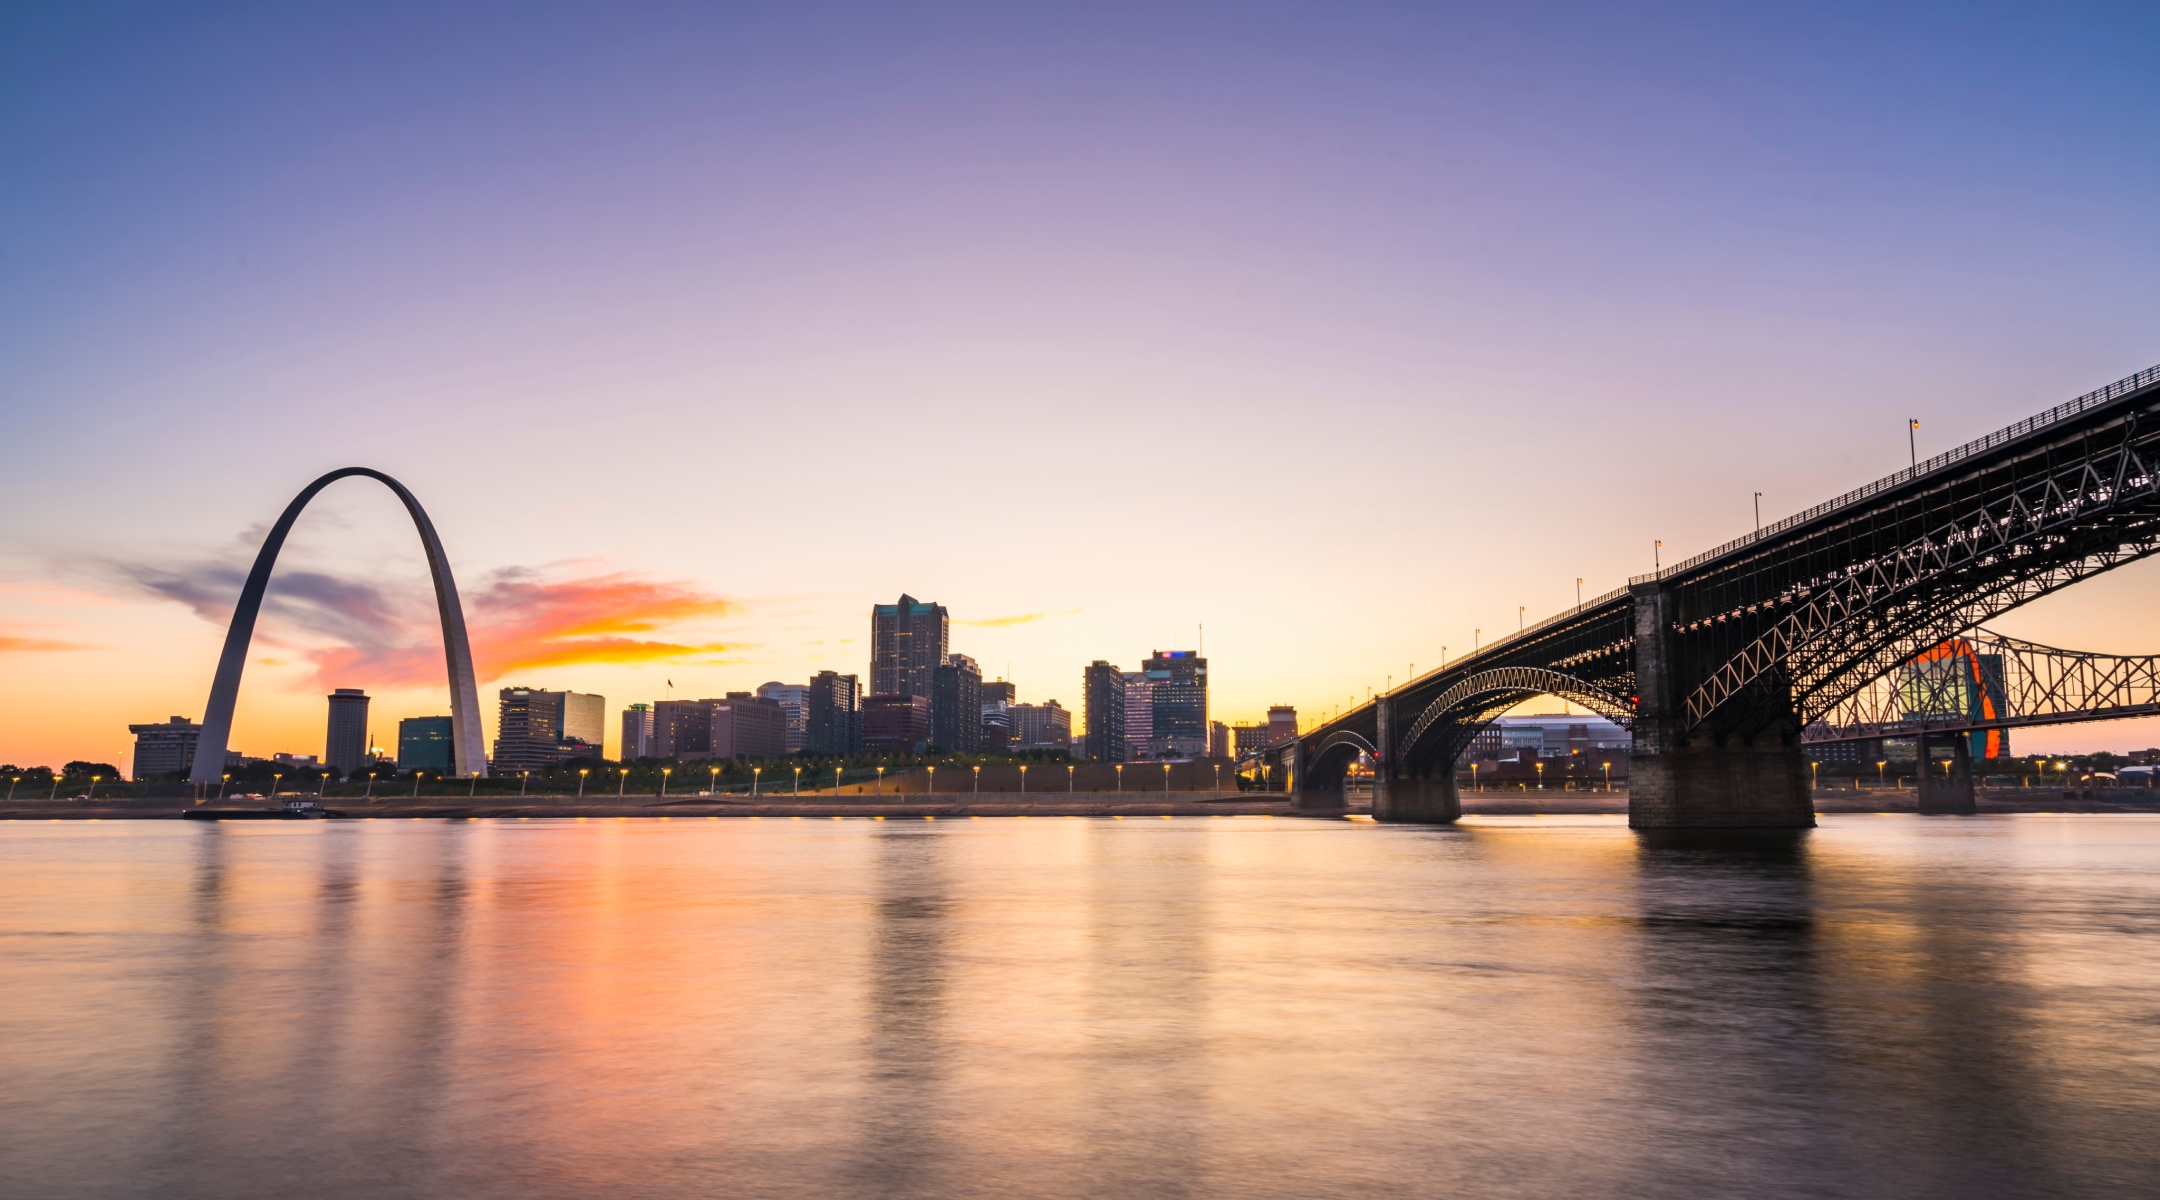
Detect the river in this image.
<box><xmin>3</xmin><ymin>814</ymin><xmax>2157</xmax><ymax>1199</ymax></box>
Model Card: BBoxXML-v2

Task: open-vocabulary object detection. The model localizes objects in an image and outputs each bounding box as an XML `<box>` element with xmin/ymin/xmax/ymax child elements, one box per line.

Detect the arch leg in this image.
<box><xmin>1373</xmin><ymin>775</ymin><xmax>1460</xmax><ymax>824</ymax></box>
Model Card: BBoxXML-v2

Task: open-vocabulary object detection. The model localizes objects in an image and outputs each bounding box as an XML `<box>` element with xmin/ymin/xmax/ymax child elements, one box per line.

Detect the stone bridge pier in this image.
<box><xmin>1917</xmin><ymin>732</ymin><xmax>1977</xmax><ymax>815</ymax></box>
<box><xmin>1629</xmin><ymin>582</ymin><xmax>1815</xmax><ymax>829</ymax></box>
<box><xmin>1371</xmin><ymin>693</ymin><xmax>1460</xmax><ymax>823</ymax></box>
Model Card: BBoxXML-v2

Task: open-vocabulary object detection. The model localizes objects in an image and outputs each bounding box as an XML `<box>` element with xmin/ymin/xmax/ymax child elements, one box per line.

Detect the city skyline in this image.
<box><xmin>6</xmin><ymin>4</ymin><xmax>2160</xmax><ymax>768</ymax></box>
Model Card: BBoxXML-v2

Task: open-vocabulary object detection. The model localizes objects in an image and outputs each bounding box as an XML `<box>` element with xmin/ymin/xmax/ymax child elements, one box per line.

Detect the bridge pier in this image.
<box><xmin>1629</xmin><ymin>582</ymin><xmax>1815</xmax><ymax>829</ymax></box>
<box><xmin>1917</xmin><ymin>733</ymin><xmax>1977</xmax><ymax>815</ymax></box>
<box><xmin>1372</xmin><ymin>776</ymin><xmax>1460</xmax><ymax>823</ymax></box>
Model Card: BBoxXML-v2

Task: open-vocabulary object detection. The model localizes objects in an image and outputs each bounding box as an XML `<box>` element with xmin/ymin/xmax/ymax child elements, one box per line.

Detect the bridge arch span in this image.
<box><xmin>187</xmin><ymin>468</ymin><xmax>486</xmax><ymax>784</ymax></box>
<box><xmin>1398</xmin><ymin>667</ymin><xmax>1633</xmax><ymax>778</ymax></box>
<box><xmin>1301</xmin><ymin>729</ymin><xmax>1377</xmax><ymax>796</ymax></box>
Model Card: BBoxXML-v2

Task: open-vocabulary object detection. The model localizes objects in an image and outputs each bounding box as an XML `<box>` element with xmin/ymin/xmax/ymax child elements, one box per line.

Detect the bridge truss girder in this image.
<box><xmin>1673</xmin><ymin>392</ymin><xmax>2160</xmax><ymax>740</ymax></box>
<box><xmin>1808</xmin><ymin>628</ymin><xmax>2160</xmax><ymax>744</ymax></box>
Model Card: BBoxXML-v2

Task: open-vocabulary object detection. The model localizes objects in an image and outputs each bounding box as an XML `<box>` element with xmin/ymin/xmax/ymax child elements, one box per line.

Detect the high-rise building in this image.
<box><xmin>1083</xmin><ymin>661</ymin><xmax>1126</xmax><ymax>763</ymax></box>
<box><xmin>980</xmin><ymin>701</ymin><xmax>1012</xmax><ymax>754</ymax></box>
<box><xmin>931</xmin><ymin>654</ymin><xmax>982</xmax><ymax>753</ymax></box>
<box><xmin>715</xmin><ymin>693</ymin><xmax>790</xmax><ymax>760</ymax></box>
<box><xmin>651</xmin><ymin>699</ymin><xmax>717</xmax><ymax>759</ymax></box>
<box><xmin>870</xmin><ymin>594</ymin><xmax>948</xmax><ymax>699</ymax></box>
<box><xmin>1209</xmin><ymin>721</ymin><xmax>1231</xmax><ymax>758</ymax></box>
<box><xmin>1143</xmin><ymin>651</ymin><xmax>1208</xmax><ymax>759</ymax></box>
<box><xmin>982</xmin><ymin>680</ymin><xmax>1017</xmax><ymax>706</ymax></box>
<box><xmin>1011</xmin><ymin>700</ymin><xmax>1072</xmax><ymax>751</ymax></box>
<box><xmin>1268</xmin><ymin>706</ymin><xmax>1299</xmax><ymax>746</ymax></box>
<box><xmin>1123</xmin><ymin>672</ymin><xmax>1154</xmax><ymax>761</ymax></box>
<box><xmin>129</xmin><ymin>716</ymin><xmax>201</xmax><ymax>780</ymax></box>
<box><xmin>862</xmin><ymin>694</ymin><xmax>931</xmax><ymax>754</ymax></box>
<box><xmin>493</xmin><ymin>687</ymin><xmax>607</xmax><ymax>770</ymax></box>
<box><xmin>325</xmin><ymin>688</ymin><xmax>370</xmax><ymax>776</ymax></box>
<box><xmin>621</xmin><ymin>703</ymin><xmax>655</xmax><ymax>760</ymax></box>
<box><xmin>398</xmin><ymin>716</ymin><xmax>455</xmax><ymax>772</ymax></box>
<box><xmin>806</xmin><ymin>671</ymin><xmax>862</xmax><ymax>755</ymax></box>
<box><xmin>755</xmin><ymin>683</ymin><xmax>810</xmax><ymax>752</ymax></box>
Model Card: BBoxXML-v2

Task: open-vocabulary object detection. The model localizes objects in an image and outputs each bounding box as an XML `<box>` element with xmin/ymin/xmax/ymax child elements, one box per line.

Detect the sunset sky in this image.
<box><xmin>5</xmin><ymin>2</ymin><xmax>2159</xmax><ymax>769</ymax></box>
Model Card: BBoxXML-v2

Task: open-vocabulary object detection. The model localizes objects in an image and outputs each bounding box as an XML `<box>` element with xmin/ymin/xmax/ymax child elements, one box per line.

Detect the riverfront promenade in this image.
<box><xmin>7</xmin><ymin>787</ymin><xmax>2160</xmax><ymax>821</ymax></box>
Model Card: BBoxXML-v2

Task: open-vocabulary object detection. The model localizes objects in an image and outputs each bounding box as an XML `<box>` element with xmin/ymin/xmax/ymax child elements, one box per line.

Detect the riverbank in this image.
<box><xmin>10</xmin><ymin>787</ymin><xmax>2160</xmax><ymax>820</ymax></box>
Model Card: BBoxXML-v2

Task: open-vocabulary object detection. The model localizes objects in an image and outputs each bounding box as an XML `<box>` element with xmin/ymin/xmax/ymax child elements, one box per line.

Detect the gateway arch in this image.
<box><xmin>186</xmin><ymin>468</ymin><xmax>487</xmax><ymax>784</ymax></box>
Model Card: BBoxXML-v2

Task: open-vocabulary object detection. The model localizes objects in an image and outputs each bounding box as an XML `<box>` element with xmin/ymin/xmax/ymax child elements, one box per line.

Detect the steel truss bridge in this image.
<box><xmin>1808</xmin><ymin>628</ymin><xmax>2160</xmax><ymax>745</ymax></box>
<box><xmin>1280</xmin><ymin>360</ymin><xmax>2160</xmax><ymax>827</ymax></box>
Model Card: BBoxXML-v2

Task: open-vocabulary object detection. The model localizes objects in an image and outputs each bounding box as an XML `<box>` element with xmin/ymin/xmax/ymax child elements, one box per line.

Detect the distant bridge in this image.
<box><xmin>1281</xmin><ymin>361</ymin><xmax>2160</xmax><ymax>827</ymax></box>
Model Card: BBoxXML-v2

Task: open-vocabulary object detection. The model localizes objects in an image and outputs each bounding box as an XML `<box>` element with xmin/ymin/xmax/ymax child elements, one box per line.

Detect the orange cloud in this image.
<box><xmin>298</xmin><ymin>571</ymin><xmax>737</xmax><ymax>688</ymax></box>
<box><xmin>957</xmin><ymin>609</ymin><xmax>1082</xmax><ymax>627</ymax></box>
<box><xmin>0</xmin><ymin>634</ymin><xmax>95</xmax><ymax>653</ymax></box>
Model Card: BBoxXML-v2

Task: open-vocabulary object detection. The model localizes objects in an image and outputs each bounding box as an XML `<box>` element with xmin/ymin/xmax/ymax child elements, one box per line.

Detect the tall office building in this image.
<box><xmin>651</xmin><ymin>699</ymin><xmax>716</xmax><ymax>759</ymax></box>
<box><xmin>129</xmin><ymin>716</ymin><xmax>201</xmax><ymax>780</ymax></box>
<box><xmin>755</xmin><ymin>682</ymin><xmax>810</xmax><ymax>752</ymax></box>
<box><xmin>1010</xmin><ymin>700</ymin><xmax>1072</xmax><ymax>751</ymax></box>
<box><xmin>1123</xmin><ymin>672</ymin><xmax>1154</xmax><ymax>761</ymax></box>
<box><xmin>870</xmin><ymin>594</ymin><xmax>948</xmax><ymax>699</ymax></box>
<box><xmin>715</xmin><ymin>693</ymin><xmax>790</xmax><ymax>760</ymax></box>
<box><xmin>1083</xmin><ymin>661</ymin><xmax>1125</xmax><ymax>763</ymax></box>
<box><xmin>325</xmin><ymin>688</ymin><xmax>370</xmax><ymax>775</ymax></box>
<box><xmin>493</xmin><ymin>687</ymin><xmax>607</xmax><ymax>770</ymax></box>
<box><xmin>398</xmin><ymin>716</ymin><xmax>455</xmax><ymax>772</ymax></box>
<box><xmin>982</xmin><ymin>680</ymin><xmax>1017</xmax><ymax>706</ymax></box>
<box><xmin>863</xmin><ymin>694</ymin><xmax>931</xmax><ymax>754</ymax></box>
<box><xmin>1143</xmin><ymin>651</ymin><xmax>1208</xmax><ymax>759</ymax></box>
<box><xmin>980</xmin><ymin>701</ymin><xmax>1012</xmax><ymax>753</ymax></box>
<box><xmin>931</xmin><ymin>654</ymin><xmax>982</xmax><ymax>753</ymax></box>
<box><xmin>806</xmin><ymin>671</ymin><xmax>862</xmax><ymax>755</ymax></box>
<box><xmin>1268</xmin><ymin>706</ymin><xmax>1299</xmax><ymax>746</ymax></box>
<box><xmin>1209</xmin><ymin>721</ymin><xmax>1232</xmax><ymax>758</ymax></box>
<box><xmin>621</xmin><ymin>703</ymin><xmax>655</xmax><ymax>760</ymax></box>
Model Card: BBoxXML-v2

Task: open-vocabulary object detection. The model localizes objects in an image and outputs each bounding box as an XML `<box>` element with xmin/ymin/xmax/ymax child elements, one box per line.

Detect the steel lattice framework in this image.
<box><xmin>1290</xmin><ymin>362</ymin><xmax>2160</xmax><ymax>785</ymax></box>
<box><xmin>1807</xmin><ymin>628</ymin><xmax>2160</xmax><ymax>744</ymax></box>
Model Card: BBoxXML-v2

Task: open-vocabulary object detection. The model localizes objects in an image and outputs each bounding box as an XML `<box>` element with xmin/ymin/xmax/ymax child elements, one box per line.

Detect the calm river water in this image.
<box><xmin>4</xmin><ymin>814</ymin><xmax>2159</xmax><ymax>1199</ymax></box>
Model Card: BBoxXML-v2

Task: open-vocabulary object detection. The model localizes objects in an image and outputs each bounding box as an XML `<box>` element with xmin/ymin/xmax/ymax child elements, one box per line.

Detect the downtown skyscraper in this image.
<box><xmin>870</xmin><ymin>594</ymin><xmax>949</xmax><ymax>699</ymax></box>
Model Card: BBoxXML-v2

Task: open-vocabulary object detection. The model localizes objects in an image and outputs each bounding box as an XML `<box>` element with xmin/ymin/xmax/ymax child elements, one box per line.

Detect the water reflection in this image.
<box><xmin>1</xmin><ymin>816</ymin><xmax>2157</xmax><ymax>1200</ymax></box>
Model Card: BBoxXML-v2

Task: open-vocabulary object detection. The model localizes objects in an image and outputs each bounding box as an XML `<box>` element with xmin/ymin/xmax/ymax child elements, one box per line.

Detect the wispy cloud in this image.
<box><xmin>0</xmin><ymin>632</ymin><xmax>95</xmax><ymax>653</ymax></box>
<box><xmin>957</xmin><ymin>609</ymin><xmax>1082</xmax><ymax>628</ymax></box>
<box><xmin>109</xmin><ymin>555</ymin><xmax>739</xmax><ymax>689</ymax></box>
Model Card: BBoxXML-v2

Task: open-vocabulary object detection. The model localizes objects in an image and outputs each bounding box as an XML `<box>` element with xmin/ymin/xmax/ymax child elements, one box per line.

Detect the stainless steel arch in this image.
<box><xmin>186</xmin><ymin>469</ymin><xmax>486</xmax><ymax>784</ymax></box>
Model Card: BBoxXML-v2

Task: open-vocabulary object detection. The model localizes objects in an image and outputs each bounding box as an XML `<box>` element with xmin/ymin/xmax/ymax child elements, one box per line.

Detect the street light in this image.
<box><xmin>1069</xmin><ymin>764</ymin><xmax>1075</xmax><ymax>793</ymax></box>
<box><xmin>926</xmin><ymin>766</ymin><xmax>934</xmax><ymax>796</ymax></box>
<box><xmin>753</xmin><ymin>767</ymin><xmax>762</xmax><ymax>797</ymax></box>
<box><xmin>88</xmin><ymin>774</ymin><xmax>102</xmax><ymax>802</ymax></box>
<box><xmin>709</xmin><ymin>765</ymin><xmax>720</xmax><ymax>795</ymax></box>
<box><xmin>413</xmin><ymin>770</ymin><xmax>424</xmax><ymax>798</ymax></box>
<box><xmin>1471</xmin><ymin>762</ymin><xmax>1479</xmax><ymax>792</ymax></box>
<box><xmin>793</xmin><ymin>766</ymin><xmax>802</xmax><ymax>796</ymax></box>
<box><xmin>520</xmin><ymin>770</ymin><xmax>529</xmax><ymax>798</ymax></box>
<box><xmin>1601</xmin><ymin>761</ymin><xmax>1611</xmax><ymax>792</ymax></box>
<box><xmin>468</xmin><ymin>771</ymin><xmax>479</xmax><ymax>797</ymax></box>
<box><xmin>5</xmin><ymin>775</ymin><xmax>16</xmax><ymax>802</ymax></box>
<box><xmin>876</xmin><ymin>766</ymin><xmax>885</xmax><ymax>796</ymax></box>
<box><xmin>833</xmin><ymin>766</ymin><xmax>843</xmax><ymax>793</ymax></box>
<box><xmin>1876</xmin><ymin>760</ymin><xmax>1887</xmax><ymax>789</ymax></box>
<box><xmin>270</xmin><ymin>773</ymin><xmax>283</xmax><ymax>802</ymax></box>
<box><xmin>1163</xmin><ymin>762</ymin><xmax>1172</xmax><ymax>793</ymax></box>
<box><xmin>660</xmin><ymin>767</ymin><xmax>671</xmax><ymax>797</ymax></box>
<box><xmin>972</xmin><ymin>764</ymin><xmax>980</xmax><ymax>795</ymax></box>
<box><xmin>49</xmin><ymin>772</ymin><xmax>63</xmax><ymax>802</ymax></box>
<box><xmin>1115</xmin><ymin>763</ymin><xmax>1123</xmax><ymax>793</ymax></box>
<box><xmin>1018</xmin><ymin>765</ymin><xmax>1027</xmax><ymax>795</ymax></box>
<box><xmin>365</xmin><ymin>772</ymin><xmax>376</xmax><ymax>800</ymax></box>
<box><xmin>1534</xmin><ymin>761</ymin><xmax>1543</xmax><ymax>790</ymax></box>
<box><xmin>619</xmin><ymin>767</ymin><xmax>629</xmax><ymax>796</ymax></box>
<box><xmin>219</xmin><ymin>773</ymin><xmax>231</xmax><ymax>802</ymax></box>
<box><xmin>578</xmin><ymin>768</ymin><xmax>589</xmax><ymax>798</ymax></box>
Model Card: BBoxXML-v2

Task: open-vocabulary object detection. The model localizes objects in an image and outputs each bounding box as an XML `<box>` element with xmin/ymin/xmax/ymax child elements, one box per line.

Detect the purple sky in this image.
<box><xmin>4</xmin><ymin>2</ymin><xmax>2159</xmax><ymax>765</ymax></box>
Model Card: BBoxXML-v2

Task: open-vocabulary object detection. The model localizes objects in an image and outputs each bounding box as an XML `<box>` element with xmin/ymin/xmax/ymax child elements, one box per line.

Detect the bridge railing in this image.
<box><xmin>1629</xmin><ymin>361</ymin><xmax>2160</xmax><ymax>587</ymax></box>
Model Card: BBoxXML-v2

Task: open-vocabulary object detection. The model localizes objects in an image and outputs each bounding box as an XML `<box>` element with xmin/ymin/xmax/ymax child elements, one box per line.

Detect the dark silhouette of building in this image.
<box><xmin>871</xmin><ymin>594</ymin><xmax>948</xmax><ymax>699</ymax></box>
<box><xmin>1143</xmin><ymin>651</ymin><xmax>1207</xmax><ymax>759</ymax></box>
<box><xmin>806</xmin><ymin>671</ymin><xmax>862</xmax><ymax>755</ymax></box>
<box><xmin>398</xmin><ymin>716</ymin><xmax>454</xmax><ymax>772</ymax></box>
<box><xmin>932</xmin><ymin>653</ymin><xmax>982</xmax><ymax>752</ymax></box>
<box><xmin>493</xmin><ymin>687</ymin><xmax>606</xmax><ymax>770</ymax></box>
<box><xmin>129</xmin><ymin>716</ymin><xmax>201</xmax><ymax>779</ymax></box>
<box><xmin>621</xmin><ymin>703</ymin><xmax>654</xmax><ymax>759</ymax></box>
<box><xmin>1011</xmin><ymin>700</ymin><xmax>1071</xmax><ymax>751</ymax></box>
<box><xmin>863</xmin><ymin>694</ymin><xmax>931</xmax><ymax>754</ymax></box>
<box><xmin>1083</xmin><ymin>661</ymin><xmax>1126</xmax><ymax>763</ymax></box>
<box><xmin>325</xmin><ymin>688</ymin><xmax>370</xmax><ymax>775</ymax></box>
<box><xmin>715</xmin><ymin>693</ymin><xmax>790</xmax><ymax>760</ymax></box>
